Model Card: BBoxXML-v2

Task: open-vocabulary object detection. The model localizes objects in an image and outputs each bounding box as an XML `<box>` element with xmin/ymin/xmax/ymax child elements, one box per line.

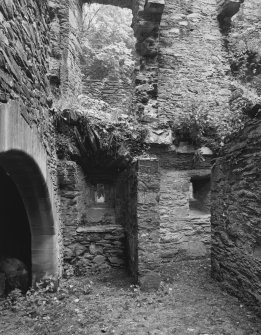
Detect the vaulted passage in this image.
<box><xmin>0</xmin><ymin>167</ymin><xmax>31</xmax><ymax>293</ymax></box>
<box><xmin>0</xmin><ymin>150</ymin><xmax>58</xmax><ymax>293</ymax></box>
<box><xmin>0</xmin><ymin>167</ymin><xmax>31</xmax><ymax>268</ymax></box>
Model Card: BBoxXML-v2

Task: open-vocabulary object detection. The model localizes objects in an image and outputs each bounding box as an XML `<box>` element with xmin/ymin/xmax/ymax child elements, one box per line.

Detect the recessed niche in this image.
<box><xmin>189</xmin><ymin>175</ymin><xmax>211</xmax><ymax>216</ymax></box>
<box><xmin>95</xmin><ymin>183</ymin><xmax>105</xmax><ymax>203</ymax></box>
<box><xmin>254</xmin><ymin>238</ymin><xmax>261</xmax><ymax>259</ymax></box>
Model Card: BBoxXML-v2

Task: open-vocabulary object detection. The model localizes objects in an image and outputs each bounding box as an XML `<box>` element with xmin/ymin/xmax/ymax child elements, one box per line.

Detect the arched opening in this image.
<box><xmin>0</xmin><ymin>167</ymin><xmax>31</xmax><ymax>268</ymax></box>
<box><xmin>0</xmin><ymin>150</ymin><xmax>58</xmax><ymax>292</ymax></box>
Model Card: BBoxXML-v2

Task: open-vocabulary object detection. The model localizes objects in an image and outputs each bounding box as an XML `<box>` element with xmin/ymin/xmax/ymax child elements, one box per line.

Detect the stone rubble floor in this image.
<box><xmin>1</xmin><ymin>260</ymin><xmax>261</xmax><ymax>334</ymax></box>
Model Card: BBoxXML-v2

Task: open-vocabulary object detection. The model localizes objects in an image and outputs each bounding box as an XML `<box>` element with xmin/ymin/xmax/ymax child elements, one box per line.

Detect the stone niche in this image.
<box><xmin>152</xmin><ymin>147</ymin><xmax>212</xmax><ymax>266</ymax></box>
<box><xmin>211</xmin><ymin>117</ymin><xmax>261</xmax><ymax>313</ymax></box>
<box><xmin>189</xmin><ymin>175</ymin><xmax>211</xmax><ymax>216</ymax></box>
<box><xmin>58</xmin><ymin>160</ymin><xmax>139</xmax><ymax>277</ymax></box>
<box><xmin>58</xmin><ymin>157</ymin><xmax>163</xmax><ymax>284</ymax></box>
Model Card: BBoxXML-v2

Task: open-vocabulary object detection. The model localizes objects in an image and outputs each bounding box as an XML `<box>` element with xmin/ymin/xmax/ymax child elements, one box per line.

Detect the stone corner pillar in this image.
<box><xmin>137</xmin><ymin>157</ymin><xmax>161</xmax><ymax>290</ymax></box>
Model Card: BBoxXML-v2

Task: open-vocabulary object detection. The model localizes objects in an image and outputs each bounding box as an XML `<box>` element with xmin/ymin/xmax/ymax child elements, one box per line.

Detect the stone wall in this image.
<box><xmin>0</xmin><ymin>0</ymin><xmax>58</xmax><ymax>150</ymax></box>
<box><xmin>160</xmin><ymin>168</ymin><xmax>211</xmax><ymax>263</ymax></box>
<box><xmin>158</xmin><ymin>0</ymin><xmax>231</xmax><ymax>125</ymax></box>
<box><xmin>58</xmin><ymin>160</ymin><xmax>128</xmax><ymax>274</ymax></box>
<box><xmin>137</xmin><ymin>158</ymin><xmax>161</xmax><ymax>281</ymax></box>
<box><xmin>0</xmin><ymin>0</ymin><xmax>50</xmax><ymax>108</ymax></box>
<box><xmin>0</xmin><ymin>0</ymin><xmax>63</xmax><ymax>280</ymax></box>
<box><xmin>0</xmin><ymin>0</ymin><xmax>60</xmax><ymax>198</ymax></box>
<box><xmin>150</xmin><ymin>148</ymin><xmax>212</xmax><ymax>265</ymax></box>
<box><xmin>82</xmin><ymin>79</ymin><xmax>133</xmax><ymax>113</ymax></box>
<box><xmin>224</xmin><ymin>0</ymin><xmax>261</xmax><ymax>93</ymax></box>
<box><xmin>212</xmin><ymin>116</ymin><xmax>261</xmax><ymax>312</ymax></box>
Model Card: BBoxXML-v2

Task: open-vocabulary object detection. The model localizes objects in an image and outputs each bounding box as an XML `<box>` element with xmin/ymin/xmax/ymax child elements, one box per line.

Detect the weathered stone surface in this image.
<box><xmin>76</xmin><ymin>225</ymin><xmax>123</xmax><ymax>234</ymax></box>
<box><xmin>108</xmin><ymin>256</ymin><xmax>125</xmax><ymax>266</ymax></box>
<box><xmin>146</xmin><ymin>127</ymin><xmax>172</xmax><ymax>145</ymax></box>
<box><xmin>159</xmin><ymin>163</ymin><xmax>211</xmax><ymax>264</ymax></box>
<box><xmin>212</xmin><ymin>117</ymin><xmax>261</xmax><ymax>313</ymax></box>
<box><xmin>3</xmin><ymin>0</ymin><xmax>260</xmax><ymax>293</ymax></box>
<box><xmin>89</xmin><ymin>243</ymin><xmax>103</xmax><ymax>255</ymax></box>
<box><xmin>93</xmin><ymin>255</ymin><xmax>106</xmax><ymax>265</ymax></box>
<box><xmin>137</xmin><ymin>158</ymin><xmax>161</xmax><ymax>279</ymax></box>
<box><xmin>158</xmin><ymin>0</ymin><xmax>232</xmax><ymax>128</ymax></box>
<box><xmin>59</xmin><ymin>161</ymin><xmax>128</xmax><ymax>273</ymax></box>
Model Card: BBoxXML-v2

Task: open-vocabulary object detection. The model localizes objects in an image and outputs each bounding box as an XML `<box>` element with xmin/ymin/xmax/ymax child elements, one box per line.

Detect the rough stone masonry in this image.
<box><xmin>1</xmin><ymin>0</ymin><xmax>261</xmax><ymax>298</ymax></box>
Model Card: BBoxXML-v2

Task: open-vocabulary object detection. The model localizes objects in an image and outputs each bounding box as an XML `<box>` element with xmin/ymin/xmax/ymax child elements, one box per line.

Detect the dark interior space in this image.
<box><xmin>189</xmin><ymin>175</ymin><xmax>211</xmax><ymax>216</ymax></box>
<box><xmin>0</xmin><ymin>167</ymin><xmax>31</xmax><ymax>280</ymax></box>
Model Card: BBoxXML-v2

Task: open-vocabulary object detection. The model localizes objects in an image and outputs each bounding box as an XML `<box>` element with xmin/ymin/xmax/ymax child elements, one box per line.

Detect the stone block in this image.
<box><xmin>89</xmin><ymin>243</ymin><xmax>103</xmax><ymax>255</ymax></box>
<box><xmin>145</xmin><ymin>127</ymin><xmax>172</xmax><ymax>145</ymax></box>
<box><xmin>108</xmin><ymin>256</ymin><xmax>125</xmax><ymax>267</ymax></box>
<box><xmin>93</xmin><ymin>255</ymin><xmax>106</xmax><ymax>265</ymax></box>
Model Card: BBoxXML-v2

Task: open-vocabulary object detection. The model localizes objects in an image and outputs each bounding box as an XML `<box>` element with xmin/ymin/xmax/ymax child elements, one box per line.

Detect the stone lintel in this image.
<box><xmin>76</xmin><ymin>225</ymin><xmax>124</xmax><ymax>233</ymax></box>
<box><xmin>145</xmin><ymin>0</ymin><xmax>165</xmax><ymax>14</ymax></box>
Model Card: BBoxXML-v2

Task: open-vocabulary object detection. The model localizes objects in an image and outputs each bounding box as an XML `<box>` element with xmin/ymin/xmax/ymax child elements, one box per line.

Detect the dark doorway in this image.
<box><xmin>189</xmin><ymin>175</ymin><xmax>211</xmax><ymax>216</ymax></box>
<box><xmin>0</xmin><ymin>167</ymin><xmax>31</xmax><ymax>285</ymax></box>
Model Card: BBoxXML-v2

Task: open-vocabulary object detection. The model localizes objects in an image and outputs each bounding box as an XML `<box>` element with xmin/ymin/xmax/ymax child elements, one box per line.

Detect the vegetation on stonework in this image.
<box><xmin>170</xmin><ymin>81</ymin><xmax>261</xmax><ymax>153</ymax></box>
<box><xmin>171</xmin><ymin>20</ymin><xmax>261</xmax><ymax>153</ymax></box>
<box><xmin>228</xmin><ymin>21</ymin><xmax>261</xmax><ymax>84</ymax></box>
<box><xmin>54</xmin><ymin>94</ymin><xmax>149</xmax><ymax>164</ymax></box>
<box><xmin>53</xmin><ymin>5</ymin><xmax>147</xmax><ymax>164</ymax></box>
<box><xmin>56</xmin><ymin>4</ymin><xmax>261</xmax><ymax>158</ymax></box>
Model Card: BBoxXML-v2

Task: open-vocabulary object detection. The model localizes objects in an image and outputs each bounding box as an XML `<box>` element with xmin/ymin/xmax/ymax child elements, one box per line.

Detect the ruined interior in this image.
<box><xmin>1</xmin><ymin>0</ymin><xmax>261</xmax><ymax>333</ymax></box>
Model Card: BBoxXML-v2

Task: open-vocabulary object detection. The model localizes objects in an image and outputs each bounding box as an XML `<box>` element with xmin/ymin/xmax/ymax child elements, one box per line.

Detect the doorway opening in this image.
<box><xmin>189</xmin><ymin>175</ymin><xmax>211</xmax><ymax>216</ymax></box>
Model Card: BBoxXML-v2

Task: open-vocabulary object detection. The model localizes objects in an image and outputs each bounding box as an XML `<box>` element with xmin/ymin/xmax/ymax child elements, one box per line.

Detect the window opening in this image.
<box><xmin>189</xmin><ymin>175</ymin><xmax>211</xmax><ymax>216</ymax></box>
<box><xmin>95</xmin><ymin>183</ymin><xmax>105</xmax><ymax>203</ymax></box>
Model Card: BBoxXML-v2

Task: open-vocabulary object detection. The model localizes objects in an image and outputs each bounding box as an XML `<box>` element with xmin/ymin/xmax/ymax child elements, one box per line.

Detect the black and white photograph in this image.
<box><xmin>0</xmin><ymin>0</ymin><xmax>261</xmax><ymax>334</ymax></box>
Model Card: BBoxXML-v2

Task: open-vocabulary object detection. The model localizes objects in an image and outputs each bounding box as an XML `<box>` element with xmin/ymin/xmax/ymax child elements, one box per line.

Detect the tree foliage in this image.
<box><xmin>81</xmin><ymin>4</ymin><xmax>135</xmax><ymax>83</ymax></box>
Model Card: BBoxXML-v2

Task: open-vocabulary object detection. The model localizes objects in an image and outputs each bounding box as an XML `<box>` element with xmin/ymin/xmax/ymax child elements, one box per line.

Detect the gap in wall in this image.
<box><xmin>189</xmin><ymin>175</ymin><xmax>211</xmax><ymax>217</ymax></box>
<box><xmin>80</xmin><ymin>3</ymin><xmax>135</xmax><ymax>116</ymax></box>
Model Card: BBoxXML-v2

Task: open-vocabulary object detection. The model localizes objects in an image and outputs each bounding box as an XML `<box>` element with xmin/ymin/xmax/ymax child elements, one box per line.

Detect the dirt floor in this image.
<box><xmin>0</xmin><ymin>260</ymin><xmax>261</xmax><ymax>335</ymax></box>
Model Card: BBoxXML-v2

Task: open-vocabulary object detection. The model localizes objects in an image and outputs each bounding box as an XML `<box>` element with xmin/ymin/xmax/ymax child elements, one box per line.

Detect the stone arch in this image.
<box><xmin>0</xmin><ymin>150</ymin><xmax>57</xmax><ymax>284</ymax></box>
<box><xmin>0</xmin><ymin>101</ymin><xmax>60</xmax><ymax>284</ymax></box>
